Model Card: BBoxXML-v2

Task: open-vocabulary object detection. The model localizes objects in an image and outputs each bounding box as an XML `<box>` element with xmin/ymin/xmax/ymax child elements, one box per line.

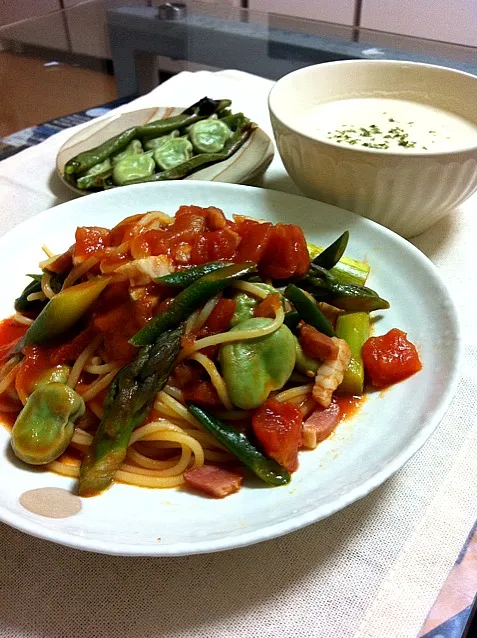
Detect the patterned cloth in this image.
<box><xmin>0</xmin><ymin>96</ymin><xmax>133</xmax><ymax>161</ymax></box>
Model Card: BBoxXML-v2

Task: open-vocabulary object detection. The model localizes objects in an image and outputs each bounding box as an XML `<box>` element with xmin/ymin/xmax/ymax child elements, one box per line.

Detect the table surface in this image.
<box><xmin>0</xmin><ymin>4</ymin><xmax>477</xmax><ymax>638</ymax></box>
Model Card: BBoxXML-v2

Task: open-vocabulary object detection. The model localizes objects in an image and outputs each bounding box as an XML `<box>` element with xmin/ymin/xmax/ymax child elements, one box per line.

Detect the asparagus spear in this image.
<box><xmin>78</xmin><ymin>323</ymin><xmax>184</xmax><ymax>497</ymax></box>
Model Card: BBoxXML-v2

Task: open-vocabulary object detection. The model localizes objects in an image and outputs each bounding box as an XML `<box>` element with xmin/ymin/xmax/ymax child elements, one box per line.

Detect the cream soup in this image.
<box><xmin>304</xmin><ymin>98</ymin><xmax>477</xmax><ymax>152</ymax></box>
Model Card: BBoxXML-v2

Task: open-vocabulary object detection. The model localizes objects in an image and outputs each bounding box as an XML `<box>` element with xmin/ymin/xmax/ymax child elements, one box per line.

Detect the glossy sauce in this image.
<box><xmin>302</xmin><ymin>98</ymin><xmax>477</xmax><ymax>152</ymax></box>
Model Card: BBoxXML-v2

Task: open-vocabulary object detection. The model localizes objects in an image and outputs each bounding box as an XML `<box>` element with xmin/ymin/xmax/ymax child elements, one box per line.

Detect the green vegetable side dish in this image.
<box><xmin>64</xmin><ymin>97</ymin><xmax>257</xmax><ymax>192</ymax></box>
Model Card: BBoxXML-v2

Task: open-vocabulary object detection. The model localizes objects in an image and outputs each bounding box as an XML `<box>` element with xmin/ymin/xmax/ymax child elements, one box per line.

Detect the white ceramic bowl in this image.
<box><xmin>268</xmin><ymin>60</ymin><xmax>477</xmax><ymax>237</ymax></box>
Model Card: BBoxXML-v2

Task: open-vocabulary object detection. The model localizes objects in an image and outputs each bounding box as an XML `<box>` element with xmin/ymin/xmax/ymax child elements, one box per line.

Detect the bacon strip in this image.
<box><xmin>184</xmin><ymin>465</ymin><xmax>243</xmax><ymax>498</ymax></box>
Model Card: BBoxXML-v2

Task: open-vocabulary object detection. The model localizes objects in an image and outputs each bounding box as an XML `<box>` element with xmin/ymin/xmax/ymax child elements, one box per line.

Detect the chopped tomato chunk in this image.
<box><xmin>74</xmin><ymin>227</ymin><xmax>111</xmax><ymax>264</ymax></box>
<box><xmin>254</xmin><ymin>293</ymin><xmax>281</xmax><ymax>318</ymax></box>
<box><xmin>15</xmin><ymin>346</ymin><xmax>54</xmax><ymax>403</ymax></box>
<box><xmin>200</xmin><ymin>298</ymin><xmax>236</xmax><ymax>336</ymax></box>
<box><xmin>362</xmin><ymin>328</ymin><xmax>422</xmax><ymax>388</ymax></box>
<box><xmin>190</xmin><ymin>227</ymin><xmax>240</xmax><ymax>264</ymax></box>
<box><xmin>236</xmin><ymin>219</ymin><xmax>273</xmax><ymax>263</ymax></box>
<box><xmin>184</xmin><ymin>465</ymin><xmax>243</xmax><ymax>498</ymax></box>
<box><xmin>49</xmin><ymin>323</ymin><xmax>96</xmax><ymax>365</ymax></box>
<box><xmin>47</xmin><ymin>247</ymin><xmax>73</xmax><ymax>274</ymax></box>
<box><xmin>302</xmin><ymin>402</ymin><xmax>341</xmax><ymax>449</ymax></box>
<box><xmin>109</xmin><ymin>214</ymin><xmax>145</xmax><ymax>246</ymax></box>
<box><xmin>206</xmin><ymin>207</ymin><xmax>227</xmax><ymax>230</ymax></box>
<box><xmin>259</xmin><ymin>224</ymin><xmax>310</xmax><ymax>280</ymax></box>
<box><xmin>183</xmin><ymin>381</ymin><xmax>221</xmax><ymax>407</ymax></box>
<box><xmin>252</xmin><ymin>398</ymin><xmax>303</xmax><ymax>472</ymax></box>
<box><xmin>171</xmin><ymin>361</ymin><xmax>203</xmax><ymax>388</ymax></box>
<box><xmin>0</xmin><ymin>318</ymin><xmax>28</xmax><ymax>364</ymax></box>
<box><xmin>169</xmin><ymin>212</ymin><xmax>207</xmax><ymax>242</ymax></box>
<box><xmin>299</xmin><ymin>323</ymin><xmax>338</xmax><ymax>360</ymax></box>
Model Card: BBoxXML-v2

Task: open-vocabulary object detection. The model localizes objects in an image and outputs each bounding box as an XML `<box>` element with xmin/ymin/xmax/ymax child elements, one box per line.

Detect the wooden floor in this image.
<box><xmin>0</xmin><ymin>51</ymin><xmax>117</xmax><ymax>137</ymax></box>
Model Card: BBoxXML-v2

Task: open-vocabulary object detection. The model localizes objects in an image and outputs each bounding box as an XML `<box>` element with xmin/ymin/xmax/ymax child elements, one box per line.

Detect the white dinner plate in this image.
<box><xmin>0</xmin><ymin>181</ymin><xmax>461</xmax><ymax>556</ymax></box>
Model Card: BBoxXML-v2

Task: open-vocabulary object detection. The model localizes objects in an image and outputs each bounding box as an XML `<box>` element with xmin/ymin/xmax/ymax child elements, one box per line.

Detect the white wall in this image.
<box><xmin>361</xmin><ymin>0</ymin><xmax>477</xmax><ymax>47</ymax></box>
<box><xmin>249</xmin><ymin>1</ymin><xmax>355</xmax><ymax>26</ymax></box>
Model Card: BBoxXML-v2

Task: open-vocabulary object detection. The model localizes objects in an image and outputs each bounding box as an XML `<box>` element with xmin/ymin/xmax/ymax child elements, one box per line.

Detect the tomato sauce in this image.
<box><xmin>335</xmin><ymin>394</ymin><xmax>363</xmax><ymax>422</ymax></box>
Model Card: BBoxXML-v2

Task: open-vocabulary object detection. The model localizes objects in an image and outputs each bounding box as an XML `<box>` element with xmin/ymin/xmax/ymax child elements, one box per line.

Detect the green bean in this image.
<box><xmin>188</xmin><ymin>405</ymin><xmax>291</xmax><ymax>486</ymax></box>
<box><xmin>155</xmin><ymin>262</ymin><xmax>233</xmax><ymax>287</ymax></box>
<box><xmin>65</xmin><ymin>126</ymin><xmax>138</xmax><ymax>176</ymax></box>
<box><xmin>76</xmin><ymin>169</ymin><xmax>113</xmax><ymax>191</ymax></box>
<box><xmin>284</xmin><ymin>284</ymin><xmax>335</xmax><ymax>337</ymax></box>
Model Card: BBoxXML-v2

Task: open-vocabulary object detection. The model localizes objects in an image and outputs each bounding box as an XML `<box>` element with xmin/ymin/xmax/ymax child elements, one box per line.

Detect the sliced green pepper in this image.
<box><xmin>284</xmin><ymin>284</ymin><xmax>335</xmax><ymax>337</ymax></box>
<box><xmin>20</xmin><ymin>277</ymin><xmax>110</xmax><ymax>348</ymax></box>
<box><xmin>153</xmin><ymin>137</ymin><xmax>193</xmax><ymax>171</ymax></box>
<box><xmin>188</xmin><ymin>405</ymin><xmax>291</xmax><ymax>486</ymax></box>
<box><xmin>131</xmin><ymin>263</ymin><xmax>257</xmax><ymax>346</ymax></box>
<box><xmin>188</xmin><ymin>118</ymin><xmax>232</xmax><ymax>153</ymax></box>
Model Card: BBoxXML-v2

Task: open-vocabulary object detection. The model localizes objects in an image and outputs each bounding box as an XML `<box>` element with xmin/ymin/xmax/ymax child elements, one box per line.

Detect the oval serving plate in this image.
<box><xmin>0</xmin><ymin>181</ymin><xmax>461</xmax><ymax>556</ymax></box>
<box><xmin>56</xmin><ymin>106</ymin><xmax>275</xmax><ymax>194</ymax></box>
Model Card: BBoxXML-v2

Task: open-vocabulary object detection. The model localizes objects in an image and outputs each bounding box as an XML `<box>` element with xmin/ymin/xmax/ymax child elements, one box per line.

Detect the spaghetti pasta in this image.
<box><xmin>0</xmin><ymin>202</ymin><xmax>399</xmax><ymax>499</ymax></box>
